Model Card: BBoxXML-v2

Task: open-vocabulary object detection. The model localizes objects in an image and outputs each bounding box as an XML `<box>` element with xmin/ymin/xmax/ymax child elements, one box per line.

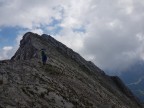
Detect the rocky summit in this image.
<box><xmin>0</xmin><ymin>32</ymin><xmax>143</xmax><ymax>108</ymax></box>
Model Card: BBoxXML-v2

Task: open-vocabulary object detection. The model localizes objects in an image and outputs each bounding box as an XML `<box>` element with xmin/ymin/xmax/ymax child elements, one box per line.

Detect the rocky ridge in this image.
<box><xmin>0</xmin><ymin>32</ymin><xmax>143</xmax><ymax>108</ymax></box>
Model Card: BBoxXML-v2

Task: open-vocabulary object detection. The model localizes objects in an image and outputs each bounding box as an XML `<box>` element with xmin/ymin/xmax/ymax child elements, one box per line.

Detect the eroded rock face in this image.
<box><xmin>11</xmin><ymin>32</ymin><xmax>38</xmax><ymax>60</ymax></box>
<box><xmin>0</xmin><ymin>32</ymin><xmax>143</xmax><ymax>108</ymax></box>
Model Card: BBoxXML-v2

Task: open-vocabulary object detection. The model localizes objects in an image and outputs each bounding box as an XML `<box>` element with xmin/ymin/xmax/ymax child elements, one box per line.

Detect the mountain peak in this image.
<box><xmin>11</xmin><ymin>32</ymin><xmax>52</xmax><ymax>60</ymax></box>
<box><xmin>0</xmin><ymin>32</ymin><xmax>143</xmax><ymax>108</ymax></box>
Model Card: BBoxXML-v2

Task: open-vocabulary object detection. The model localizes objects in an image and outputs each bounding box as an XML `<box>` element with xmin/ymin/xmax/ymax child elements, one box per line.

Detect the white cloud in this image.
<box><xmin>32</xmin><ymin>29</ymin><xmax>43</xmax><ymax>35</ymax></box>
<box><xmin>0</xmin><ymin>46</ymin><xmax>13</xmax><ymax>60</ymax></box>
<box><xmin>3</xmin><ymin>46</ymin><xmax>13</xmax><ymax>51</ymax></box>
<box><xmin>55</xmin><ymin>29</ymin><xmax>85</xmax><ymax>51</ymax></box>
<box><xmin>0</xmin><ymin>0</ymin><xmax>63</xmax><ymax>29</ymax></box>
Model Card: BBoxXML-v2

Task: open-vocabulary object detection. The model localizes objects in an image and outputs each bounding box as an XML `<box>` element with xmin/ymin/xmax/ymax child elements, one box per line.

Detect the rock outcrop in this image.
<box><xmin>0</xmin><ymin>32</ymin><xmax>143</xmax><ymax>108</ymax></box>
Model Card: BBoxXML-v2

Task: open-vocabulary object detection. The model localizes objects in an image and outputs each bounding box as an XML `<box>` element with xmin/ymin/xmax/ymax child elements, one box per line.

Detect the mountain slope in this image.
<box><xmin>119</xmin><ymin>61</ymin><xmax>144</xmax><ymax>102</ymax></box>
<box><xmin>0</xmin><ymin>32</ymin><xmax>142</xmax><ymax>108</ymax></box>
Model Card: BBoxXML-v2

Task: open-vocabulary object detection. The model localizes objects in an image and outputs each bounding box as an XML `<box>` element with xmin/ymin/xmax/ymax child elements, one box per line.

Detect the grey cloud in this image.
<box><xmin>78</xmin><ymin>0</ymin><xmax>144</xmax><ymax>72</ymax></box>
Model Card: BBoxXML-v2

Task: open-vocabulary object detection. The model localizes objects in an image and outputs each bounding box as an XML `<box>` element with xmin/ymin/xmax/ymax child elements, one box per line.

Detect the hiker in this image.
<box><xmin>41</xmin><ymin>49</ymin><xmax>47</xmax><ymax>65</ymax></box>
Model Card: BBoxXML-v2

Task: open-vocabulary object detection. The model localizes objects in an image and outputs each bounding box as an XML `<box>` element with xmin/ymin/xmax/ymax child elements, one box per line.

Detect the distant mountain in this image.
<box><xmin>0</xmin><ymin>32</ymin><xmax>142</xmax><ymax>108</ymax></box>
<box><xmin>119</xmin><ymin>61</ymin><xmax>144</xmax><ymax>102</ymax></box>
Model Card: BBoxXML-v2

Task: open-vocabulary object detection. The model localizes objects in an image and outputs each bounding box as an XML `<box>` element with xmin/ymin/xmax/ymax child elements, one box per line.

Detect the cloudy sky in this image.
<box><xmin>0</xmin><ymin>0</ymin><xmax>144</xmax><ymax>74</ymax></box>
